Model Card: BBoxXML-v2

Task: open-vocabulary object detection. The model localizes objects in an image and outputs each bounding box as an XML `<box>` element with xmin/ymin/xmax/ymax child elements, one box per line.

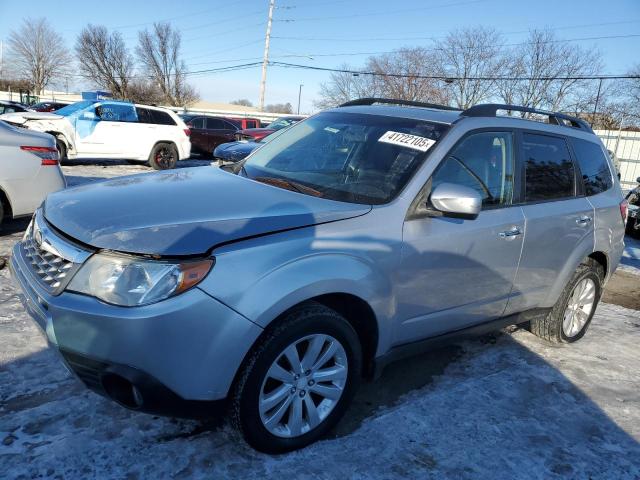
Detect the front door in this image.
<box><xmin>74</xmin><ymin>102</ymin><xmax>139</xmax><ymax>157</ymax></box>
<box><xmin>395</xmin><ymin>130</ymin><xmax>524</xmax><ymax>345</ymax></box>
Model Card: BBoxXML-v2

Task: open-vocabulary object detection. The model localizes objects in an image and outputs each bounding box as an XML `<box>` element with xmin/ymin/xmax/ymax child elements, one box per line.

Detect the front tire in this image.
<box><xmin>231</xmin><ymin>302</ymin><xmax>361</xmax><ymax>453</ymax></box>
<box><xmin>529</xmin><ymin>258</ymin><xmax>604</xmax><ymax>343</ymax></box>
<box><xmin>148</xmin><ymin>143</ymin><xmax>178</xmax><ymax>170</ymax></box>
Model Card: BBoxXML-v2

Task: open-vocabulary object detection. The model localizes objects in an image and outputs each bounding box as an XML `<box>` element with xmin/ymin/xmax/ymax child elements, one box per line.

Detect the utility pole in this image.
<box><xmin>592</xmin><ymin>77</ymin><xmax>603</xmax><ymax>128</ymax></box>
<box><xmin>297</xmin><ymin>83</ymin><xmax>303</xmax><ymax>114</ymax></box>
<box><xmin>259</xmin><ymin>0</ymin><xmax>275</xmax><ymax>112</ymax></box>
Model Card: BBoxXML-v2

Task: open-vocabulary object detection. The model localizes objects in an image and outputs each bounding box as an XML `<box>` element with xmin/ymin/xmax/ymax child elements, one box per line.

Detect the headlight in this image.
<box><xmin>67</xmin><ymin>253</ymin><xmax>214</xmax><ymax>306</ymax></box>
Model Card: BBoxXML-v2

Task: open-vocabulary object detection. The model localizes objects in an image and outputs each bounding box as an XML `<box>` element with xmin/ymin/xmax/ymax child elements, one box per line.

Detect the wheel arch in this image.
<box><xmin>588</xmin><ymin>251</ymin><xmax>608</xmax><ymax>281</ymax></box>
<box><xmin>0</xmin><ymin>185</ymin><xmax>13</xmax><ymax>219</ymax></box>
<box><xmin>542</xmin><ymin>235</ymin><xmax>596</xmax><ymax>308</ymax></box>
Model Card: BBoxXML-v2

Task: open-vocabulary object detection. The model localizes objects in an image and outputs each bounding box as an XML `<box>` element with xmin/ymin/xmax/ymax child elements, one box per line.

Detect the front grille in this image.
<box><xmin>18</xmin><ymin>212</ymin><xmax>91</xmax><ymax>295</ymax></box>
<box><xmin>22</xmin><ymin>233</ymin><xmax>74</xmax><ymax>292</ymax></box>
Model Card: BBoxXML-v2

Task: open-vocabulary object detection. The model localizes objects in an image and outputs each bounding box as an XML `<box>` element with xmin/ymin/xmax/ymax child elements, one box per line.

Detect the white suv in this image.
<box><xmin>0</xmin><ymin>101</ymin><xmax>191</xmax><ymax>169</ymax></box>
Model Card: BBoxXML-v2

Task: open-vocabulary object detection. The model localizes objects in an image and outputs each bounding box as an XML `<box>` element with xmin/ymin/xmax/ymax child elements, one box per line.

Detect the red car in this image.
<box><xmin>226</xmin><ymin>117</ymin><xmax>261</xmax><ymax>130</ymax></box>
<box><xmin>236</xmin><ymin>116</ymin><xmax>304</xmax><ymax>142</ymax></box>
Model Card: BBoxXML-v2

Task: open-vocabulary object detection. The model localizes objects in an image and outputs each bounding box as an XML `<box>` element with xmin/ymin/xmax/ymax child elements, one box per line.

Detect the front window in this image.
<box><xmin>431</xmin><ymin>131</ymin><xmax>515</xmax><ymax>207</ymax></box>
<box><xmin>241</xmin><ymin>112</ymin><xmax>448</xmax><ymax>205</ymax></box>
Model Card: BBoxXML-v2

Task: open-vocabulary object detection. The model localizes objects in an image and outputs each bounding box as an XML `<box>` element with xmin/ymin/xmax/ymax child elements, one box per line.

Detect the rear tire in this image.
<box><xmin>231</xmin><ymin>302</ymin><xmax>361</xmax><ymax>453</ymax></box>
<box><xmin>55</xmin><ymin>138</ymin><xmax>68</xmax><ymax>165</ymax></box>
<box><xmin>148</xmin><ymin>143</ymin><xmax>178</xmax><ymax>170</ymax></box>
<box><xmin>529</xmin><ymin>258</ymin><xmax>604</xmax><ymax>343</ymax></box>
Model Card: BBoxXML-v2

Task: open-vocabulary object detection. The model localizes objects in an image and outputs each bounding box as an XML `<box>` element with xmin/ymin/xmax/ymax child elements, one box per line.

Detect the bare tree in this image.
<box><xmin>315</xmin><ymin>64</ymin><xmax>376</xmax><ymax>109</ymax></box>
<box><xmin>497</xmin><ymin>30</ymin><xmax>602</xmax><ymax>113</ymax></box>
<box><xmin>265</xmin><ymin>102</ymin><xmax>293</xmax><ymax>114</ymax></box>
<box><xmin>315</xmin><ymin>49</ymin><xmax>449</xmax><ymax>110</ymax></box>
<box><xmin>230</xmin><ymin>99</ymin><xmax>254</xmax><ymax>107</ymax></box>
<box><xmin>136</xmin><ymin>22</ymin><xmax>198</xmax><ymax>106</ymax></box>
<box><xmin>76</xmin><ymin>25</ymin><xmax>134</xmax><ymax>99</ymax></box>
<box><xmin>366</xmin><ymin>48</ymin><xmax>449</xmax><ymax>104</ymax></box>
<box><xmin>126</xmin><ymin>78</ymin><xmax>165</xmax><ymax>105</ymax></box>
<box><xmin>435</xmin><ymin>26</ymin><xmax>504</xmax><ymax>108</ymax></box>
<box><xmin>7</xmin><ymin>18</ymin><xmax>70</xmax><ymax>94</ymax></box>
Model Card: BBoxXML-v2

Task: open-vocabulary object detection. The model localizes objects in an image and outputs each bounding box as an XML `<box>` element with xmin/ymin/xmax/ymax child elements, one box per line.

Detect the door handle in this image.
<box><xmin>576</xmin><ymin>216</ymin><xmax>592</xmax><ymax>226</ymax></box>
<box><xmin>498</xmin><ymin>226</ymin><xmax>522</xmax><ymax>239</ymax></box>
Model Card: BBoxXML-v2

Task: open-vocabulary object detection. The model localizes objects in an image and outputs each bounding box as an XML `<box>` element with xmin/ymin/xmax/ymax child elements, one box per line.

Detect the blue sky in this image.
<box><xmin>1</xmin><ymin>0</ymin><xmax>639</xmax><ymax>112</ymax></box>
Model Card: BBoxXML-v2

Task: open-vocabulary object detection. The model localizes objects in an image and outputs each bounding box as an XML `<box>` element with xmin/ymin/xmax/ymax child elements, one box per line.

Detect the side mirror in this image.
<box><xmin>429</xmin><ymin>183</ymin><xmax>482</xmax><ymax>219</ymax></box>
<box><xmin>636</xmin><ymin>176</ymin><xmax>640</xmax><ymax>184</ymax></box>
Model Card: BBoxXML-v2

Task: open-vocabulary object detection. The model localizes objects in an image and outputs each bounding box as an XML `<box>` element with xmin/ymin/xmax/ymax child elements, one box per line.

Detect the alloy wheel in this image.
<box><xmin>258</xmin><ymin>334</ymin><xmax>348</xmax><ymax>438</ymax></box>
<box><xmin>562</xmin><ymin>277</ymin><xmax>596</xmax><ymax>338</ymax></box>
<box><xmin>155</xmin><ymin>147</ymin><xmax>175</xmax><ymax>169</ymax></box>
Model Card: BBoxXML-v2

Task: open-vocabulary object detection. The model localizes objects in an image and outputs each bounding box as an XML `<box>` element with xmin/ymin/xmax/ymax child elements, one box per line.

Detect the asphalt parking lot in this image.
<box><xmin>1</xmin><ymin>161</ymin><xmax>639</xmax><ymax>479</ymax></box>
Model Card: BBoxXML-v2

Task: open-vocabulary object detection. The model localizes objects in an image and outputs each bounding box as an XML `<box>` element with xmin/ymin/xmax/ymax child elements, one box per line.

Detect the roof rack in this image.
<box><xmin>461</xmin><ymin>104</ymin><xmax>593</xmax><ymax>132</ymax></box>
<box><xmin>339</xmin><ymin>97</ymin><xmax>460</xmax><ymax>111</ymax></box>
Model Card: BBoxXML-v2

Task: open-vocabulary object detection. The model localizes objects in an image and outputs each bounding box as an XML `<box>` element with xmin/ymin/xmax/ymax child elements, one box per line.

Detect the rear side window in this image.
<box><xmin>149</xmin><ymin>110</ymin><xmax>177</xmax><ymax>126</ymax></box>
<box><xmin>523</xmin><ymin>133</ymin><xmax>575</xmax><ymax>202</ymax></box>
<box><xmin>206</xmin><ymin>118</ymin><xmax>226</xmax><ymax>129</ymax></box>
<box><xmin>570</xmin><ymin>138</ymin><xmax>613</xmax><ymax>196</ymax></box>
<box><xmin>190</xmin><ymin>117</ymin><xmax>205</xmax><ymax>129</ymax></box>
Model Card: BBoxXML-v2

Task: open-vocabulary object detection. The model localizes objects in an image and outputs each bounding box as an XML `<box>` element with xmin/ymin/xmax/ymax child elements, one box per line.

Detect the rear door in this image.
<box><xmin>506</xmin><ymin>132</ymin><xmax>594</xmax><ymax>314</ymax></box>
<box><xmin>396</xmin><ymin>130</ymin><xmax>525</xmax><ymax>344</ymax></box>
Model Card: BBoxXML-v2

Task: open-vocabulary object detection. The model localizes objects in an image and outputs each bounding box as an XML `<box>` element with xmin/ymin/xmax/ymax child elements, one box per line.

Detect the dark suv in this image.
<box><xmin>182</xmin><ymin>115</ymin><xmax>240</xmax><ymax>156</ymax></box>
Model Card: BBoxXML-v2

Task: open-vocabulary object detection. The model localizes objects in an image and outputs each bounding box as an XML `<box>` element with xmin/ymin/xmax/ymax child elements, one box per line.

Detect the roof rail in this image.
<box><xmin>339</xmin><ymin>97</ymin><xmax>460</xmax><ymax>111</ymax></box>
<box><xmin>461</xmin><ymin>104</ymin><xmax>593</xmax><ymax>132</ymax></box>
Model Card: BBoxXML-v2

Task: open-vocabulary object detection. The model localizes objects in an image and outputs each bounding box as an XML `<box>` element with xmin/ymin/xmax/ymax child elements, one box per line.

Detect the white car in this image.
<box><xmin>0</xmin><ymin>101</ymin><xmax>191</xmax><ymax>170</ymax></box>
<box><xmin>0</xmin><ymin>121</ymin><xmax>66</xmax><ymax>225</ymax></box>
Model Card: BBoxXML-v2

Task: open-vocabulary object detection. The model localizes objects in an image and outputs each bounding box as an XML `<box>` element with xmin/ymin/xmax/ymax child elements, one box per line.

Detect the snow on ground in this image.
<box><xmin>620</xmin><ymin>235</ymin><xmax>640</xmax><ymax>275</ymax></box>
<box><xmin>1</xmin><ymin>161</ymin><xmax>639</xmax><ymax>479</ymax></box>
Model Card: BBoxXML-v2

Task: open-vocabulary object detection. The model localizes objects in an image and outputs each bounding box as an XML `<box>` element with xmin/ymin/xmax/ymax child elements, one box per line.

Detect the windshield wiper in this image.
<box><xmin>253</xmin><ymin>176</ymin><xmax>323</xmax><ymax>197</ymax></box>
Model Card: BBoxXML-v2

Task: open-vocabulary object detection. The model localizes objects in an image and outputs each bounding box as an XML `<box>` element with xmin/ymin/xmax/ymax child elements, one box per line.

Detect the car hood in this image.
<box><xmin>43</xmin><ymin>167</ymin><xmax>371</xmax><ymax>256</ymax></box>
<box><xmin>215</xmin><ymin>141</ymin><xmax>261</xmax><ymax>157</ymax></box>
<box><xmin>0</xmin><ymin>111</ymin><xmax>62</xmax><ymax>124</ymax></box>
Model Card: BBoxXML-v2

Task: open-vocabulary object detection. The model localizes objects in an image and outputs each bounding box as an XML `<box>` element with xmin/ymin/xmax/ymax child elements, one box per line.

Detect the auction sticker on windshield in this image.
<box><xmin>378</xmin><ymin>131</ymin><xmax>436</xmax><ymax>152</ymax></box>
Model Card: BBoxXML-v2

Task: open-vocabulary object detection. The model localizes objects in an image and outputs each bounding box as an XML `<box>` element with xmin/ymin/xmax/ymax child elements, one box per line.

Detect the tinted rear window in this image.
<box><xmin>523</xmin><ymin>133</ymin><xmax>575</xmax><ymax>202</ymax></box>
<box><xmin>570</xmin><ymin>138</ymin><xmax>613</xmax><ymax>196</ymax></box>
<box><xmin>149</xmin><ymin>110</ymin><xmax>176</xmax><ymax>125</ymax></box>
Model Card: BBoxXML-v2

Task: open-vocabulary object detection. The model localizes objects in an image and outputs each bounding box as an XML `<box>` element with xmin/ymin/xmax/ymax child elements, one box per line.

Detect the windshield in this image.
<box><xmin>267</xmin><ymin>118</ymin><xmax>299</xmax><ymax>130</ymax></box>
<box><xmin>55</xmin><ymin>101</ymin><xmax>94</xmax><ymax>117</ymax></box>
<box><xmin>241</xmin><ymin>111</ymin><xmax>448</xmax><ymax>205</ymax></box>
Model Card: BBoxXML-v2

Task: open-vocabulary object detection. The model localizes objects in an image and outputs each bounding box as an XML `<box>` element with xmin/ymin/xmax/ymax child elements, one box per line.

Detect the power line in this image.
<box><xmin>269</xmin><ymin>61</ymin><xmax>640</xmax><ymax>81</ymax></box>
<box><xmin>276</xmin><ymin>0</ymin><xmax>490</xmax><ymax>22</ymax></box>
<box><xmin>268</xmin><ymin>33</ymin><xmax>640</xmax><ymax>60</ymax></box>
<box><xmin>272</xmin><ymin>19</ymin><xmax>640</xmax><ymax>42</ymax></box>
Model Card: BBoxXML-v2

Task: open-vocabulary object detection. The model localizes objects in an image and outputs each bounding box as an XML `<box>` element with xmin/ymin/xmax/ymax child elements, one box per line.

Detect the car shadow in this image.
<box><xmin>1</xmin><ymin>320</ymin><xmax>639</xmax><ymax>478</ymax></box>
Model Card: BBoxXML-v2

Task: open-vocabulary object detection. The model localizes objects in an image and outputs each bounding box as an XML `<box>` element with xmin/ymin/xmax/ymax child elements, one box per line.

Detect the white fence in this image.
<box><xmin>595</xmin><ymin>129</ymin><xmax>640</xmax><ymax>191</ymax></box>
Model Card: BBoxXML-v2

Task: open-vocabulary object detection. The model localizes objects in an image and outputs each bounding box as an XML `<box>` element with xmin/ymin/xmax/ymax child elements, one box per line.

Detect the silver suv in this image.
<box><xmin>10</xmin><ymin>99</ymin><xmax>626</xmax><ymax>453</ymax></box>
